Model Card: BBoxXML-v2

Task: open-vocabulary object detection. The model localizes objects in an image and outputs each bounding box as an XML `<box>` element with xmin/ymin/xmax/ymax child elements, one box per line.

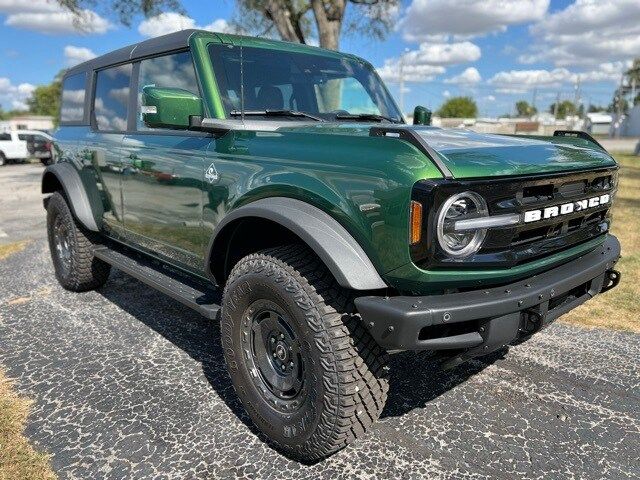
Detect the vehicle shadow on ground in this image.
<box><xmin>97</xmin><ymin>271</ymin><xmax>499</xmax><ymax>456</ymax></box>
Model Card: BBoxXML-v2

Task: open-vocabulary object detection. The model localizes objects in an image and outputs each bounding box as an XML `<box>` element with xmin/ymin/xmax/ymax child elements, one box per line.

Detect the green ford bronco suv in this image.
<box><xmin>42</xmin><ymin>30</ymin><xmax>621</xmax><ymax>460</ymax></box>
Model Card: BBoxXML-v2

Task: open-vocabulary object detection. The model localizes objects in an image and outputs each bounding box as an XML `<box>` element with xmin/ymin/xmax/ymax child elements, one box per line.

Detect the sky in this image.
<box><xmin>0</xmin><ymin>0</ymin><xmax>639</xmax><ymax>117</ymax></box>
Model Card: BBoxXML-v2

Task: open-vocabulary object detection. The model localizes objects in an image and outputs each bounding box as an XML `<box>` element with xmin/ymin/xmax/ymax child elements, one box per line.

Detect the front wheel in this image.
<box><xmin>46</xmin><ymin>191</ymin><xmax>111</xmax><ymax>291</ymax></box>
<box><xmin>221</xmin><ymin>245</ymin><xmax>389</xmax><ymax>461</ymax></box>
<box><xmin>0</xmin><ymin>152</ymin><xmax>5</xmax><ymax>166</ymax></box>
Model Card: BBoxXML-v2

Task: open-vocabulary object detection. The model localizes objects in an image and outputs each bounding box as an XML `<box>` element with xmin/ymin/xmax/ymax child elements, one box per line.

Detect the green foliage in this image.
<box><xmin>57</xmin><ymin>0</ymin><xmax>182</xmax><ymax>26</ymax></box>
<box><xmin>515</xmin><ymin>100</ymin><xmax>537</xmax><ymax>117</ymax></box>
<box><xmin>26</xmin><ymin>78</ymin><xmax>62</xmax><ymax>124</ymax></box>
<box><xmin>548</xmin><ymin>100</ymin><xmax>577</xmax><ymax>119</ymax></box>
<box><xmin>626</xmin><ymin>58</ymin><xmax>640</xmax><ymax>83</ymax></box>
<box><xmin>588</xmin><ymin>104</ymin><xmax>606</xmax><ymax>113</ymax></box>
<box><xmin>437</xmin><ymin>96</ymin><xmax>478</xmax><ymax>118</ymax></box>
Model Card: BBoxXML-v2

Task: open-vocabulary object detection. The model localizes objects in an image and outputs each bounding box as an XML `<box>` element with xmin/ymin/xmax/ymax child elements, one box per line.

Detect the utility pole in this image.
<box><xmin>531</xmin><ymin>87</ymin><xmax>537</xmax><ymax>119</ymax></box>
<box><xmin>616</xmin><ymin>73</ymin><xmax>624</xmax><ymax>139</ymax></box>
<box><xmin>398</xmin><ymin>48</ymin><xmax>409</xmax><ymax>117</ymax></box>
<box><xmin>573</xmin><ymin>75</ymin><xmax>581</xmax><ymax>128</ymax></box>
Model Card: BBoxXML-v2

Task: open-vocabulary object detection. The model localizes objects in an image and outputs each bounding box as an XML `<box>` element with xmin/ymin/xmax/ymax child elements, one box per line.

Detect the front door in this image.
<box><xmin>120</xmin><ymin>51</ymin><xmax>211</xmax><ymax>274</ymax></box>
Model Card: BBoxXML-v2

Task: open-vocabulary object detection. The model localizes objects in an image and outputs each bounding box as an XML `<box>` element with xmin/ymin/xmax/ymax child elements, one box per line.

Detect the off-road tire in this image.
<box><xmin>46</xmin><ymin>191</ymin><xmax>111</xmax><ymax>291</ymax></box>
<box><xmin>221</xmin><ymin>244</ymin><xmax>389</xmax><ymax>461</ymax></box>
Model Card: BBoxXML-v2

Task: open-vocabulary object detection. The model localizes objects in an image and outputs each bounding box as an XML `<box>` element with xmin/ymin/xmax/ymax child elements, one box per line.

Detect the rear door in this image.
<box><xmin>83</xmin><ymin>63</ymin><xmax>133</xmax><ymax>233</ymax></box>
<box><xmin>121</xmin><ymin>51</ymin><xmax>211</xmax><ymax>274</ymax></box>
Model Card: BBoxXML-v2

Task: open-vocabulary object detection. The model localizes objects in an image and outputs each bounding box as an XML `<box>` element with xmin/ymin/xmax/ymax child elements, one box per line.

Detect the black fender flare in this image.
<box><xmin>41</xmin><ymin>163</ymin><xmax>101</xmax><ymax>232</ymax></box>
<box><xmin>206</xmin><ymin>197</ymin><xmax>388</xmax><ymax>291</ymax></box>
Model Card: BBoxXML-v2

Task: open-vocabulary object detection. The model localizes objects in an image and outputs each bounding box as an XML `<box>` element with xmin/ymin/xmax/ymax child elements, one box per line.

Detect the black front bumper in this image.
<box><xmin>355</xmin><ymin>235</ymin><xmax>621</xmax><ymax>356</ymax></box>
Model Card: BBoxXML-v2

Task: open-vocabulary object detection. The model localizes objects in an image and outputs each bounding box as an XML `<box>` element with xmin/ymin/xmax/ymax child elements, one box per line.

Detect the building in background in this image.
<box><xmin>0</xmin><ymin>115</ymin><xmax>54</xmax><ymax>133</ymax></box>
<box><xmin>585</xmin><ymin>112</ymin><xmax>613</xmax><ymax>136</ymax></box>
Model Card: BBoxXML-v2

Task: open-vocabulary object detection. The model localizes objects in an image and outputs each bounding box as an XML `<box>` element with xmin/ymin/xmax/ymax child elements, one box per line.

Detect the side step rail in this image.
<box><xmin>94</xmin><ymin>244</ymin><xmax>222</xmax><ymax>319</ymax></box>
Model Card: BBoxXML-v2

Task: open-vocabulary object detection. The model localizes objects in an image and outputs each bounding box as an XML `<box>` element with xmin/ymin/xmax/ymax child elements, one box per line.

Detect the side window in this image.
<box><xmin>0</xmin><ymin>133</ymin><xmax>11</xmax><ymax>141</ymax></box>
<box><xmin>93</xmin><ymin>64</ymin><xmax>132</xmax><ymax>132</ymax></box>
<box><xmin>137</xmin><ymin>51</ymin><xmax>199</xmax><ymax>130</ymax></box>
<box><xmin>60</xmin><ymin>73</ymin><xmax>87</xmax><ymax>124</ymax></box>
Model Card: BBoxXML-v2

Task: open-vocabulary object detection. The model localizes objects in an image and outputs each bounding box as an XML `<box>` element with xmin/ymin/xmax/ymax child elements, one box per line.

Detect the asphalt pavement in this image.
<box><xmin>0</xmin><ymin>164</ymin><xmax>638</xmax><ymax>479</ymax></box>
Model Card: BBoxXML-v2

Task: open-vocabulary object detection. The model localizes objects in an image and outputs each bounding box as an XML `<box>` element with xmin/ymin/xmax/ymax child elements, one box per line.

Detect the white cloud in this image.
<box><xmin>377</xmin><ymin>41</ymin><xmax>480</xmax><ymax>84</ymax></box>
<box><xmin>488</xmin><ymin>62</ymin><xmax>631</xmax><ymax>94</ymax></box>
<box><xmin>64</xmin><ymin>45</ymin><xmax>96</xmax><ymax>67</ymax></box>
<box><xmin>445</xmin><ymin>67</ymin><xmax>481</xmax><ymax>85</ymax></box>
<box><xmin>2</xmin><ymin>1</ymin><xmax>112</xmax><ymax>35</ymax></box>
<box><xmin>0</xmin><ymin>77</ymin><xmax>35</xmax><ymax>111</ymax></box>
<box><xmin>0</xmin><ymin>0</ymin><xmax>59</xmax><ymax>14</ymax></box>
<box><xmin>400</xmin><ymin>0</ymin><xmax>549</xmax><ymax>42</ymax></box>
<box><xmin>522</xmin><ymin>0</ymin><xmax>640</xmax><ymax>66</ymax></box>
<box><xmin>138</xmin><ymin>12</ymin><xmax>196</xmax><ymax>37</ymax></box>
<box><xmin>443</xmin><ymin>90</ymin><xmax>451</xmax><ymax>97</ymax></box>
<box><xmin>489</xmin><ymin>68</ymin><xmax>573</xmax><ymax>90</ymax></box>
<box><xmin>405</xmin><ymin>42</ymin><xmax>481</xmax><ymax>66</ymax></box>
<box><xmin>138</xmin><ymin>12</ymin><xmax>233</xmax><ymax>38</ymax></box>
<box><xmin>377</xmin><ymin>62</ymin><xmax>445</xmax><ymax>83</ymax></box>
<box><xmin>204</xmin><ymin>18</ymin><xmax>231</xmax><ymax>32</ymax></box>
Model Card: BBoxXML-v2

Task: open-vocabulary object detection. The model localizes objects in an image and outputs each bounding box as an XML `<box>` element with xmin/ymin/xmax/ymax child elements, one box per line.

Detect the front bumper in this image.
<box><xmin>355</xmin><ymin>235</ymin><xmax>621</xmax><ymax>356</ymax></box>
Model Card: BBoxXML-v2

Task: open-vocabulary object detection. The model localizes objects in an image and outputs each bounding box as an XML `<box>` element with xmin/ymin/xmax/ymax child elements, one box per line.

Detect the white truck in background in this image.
<box><xmin>0</xmin><ymin>130</ymin><xmax>29</xmax><ymax>166</ymax></box>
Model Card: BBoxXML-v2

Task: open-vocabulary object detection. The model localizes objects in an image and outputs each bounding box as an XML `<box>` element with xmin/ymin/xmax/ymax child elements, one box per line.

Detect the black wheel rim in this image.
<box><xmin>241</xmin><ymin>300</ymin><xmax>305</xmax><ymax>412</ymax></box>
<box><xmin>53</xmin><ymin>214</ymin><xmax>72</xmax><ymax>274</ymax></box>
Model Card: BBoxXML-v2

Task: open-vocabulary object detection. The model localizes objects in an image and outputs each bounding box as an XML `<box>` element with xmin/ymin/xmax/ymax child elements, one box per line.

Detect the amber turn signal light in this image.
<box><xmin>410</xmin><ymin>200</ymin><xmax>423</xmax><ymax>245</ymax></box>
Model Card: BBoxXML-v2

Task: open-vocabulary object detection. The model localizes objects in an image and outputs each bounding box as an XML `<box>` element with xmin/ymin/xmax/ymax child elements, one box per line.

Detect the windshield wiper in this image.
<box><xmin>335</xmin><ymin>113</ymin><xmax>401</xmax><ymax>123</ymax></box>
<box><xmin>229</xmin><ymin>110</ymin><xmax>324</xmax><ymax>122</ymax></box>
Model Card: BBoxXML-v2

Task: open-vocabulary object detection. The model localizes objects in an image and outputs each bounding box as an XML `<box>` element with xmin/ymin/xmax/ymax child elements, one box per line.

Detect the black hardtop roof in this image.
<box><xmin>63</xmin><ymin>29</ymin><xmax>367</xmax><ymax>79</ymax></box>
<box><xmin>65</xmin><ymin>29</ymin><xmax>210</xmax><ymax>76</ymax></box>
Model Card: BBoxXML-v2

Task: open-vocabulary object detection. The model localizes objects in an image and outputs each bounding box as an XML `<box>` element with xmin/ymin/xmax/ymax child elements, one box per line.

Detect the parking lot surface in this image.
<box><xmin>0</xmin><ymin>164</ymin><xmax>638</xmax><ymax>479</ymax></box>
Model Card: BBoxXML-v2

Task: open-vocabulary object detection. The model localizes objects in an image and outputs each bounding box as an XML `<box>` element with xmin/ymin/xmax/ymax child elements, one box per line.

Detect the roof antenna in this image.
<box><xmin>240</xmin><ymin>43</ymin><xmax>245</xmax><ymax>125</ymax></box>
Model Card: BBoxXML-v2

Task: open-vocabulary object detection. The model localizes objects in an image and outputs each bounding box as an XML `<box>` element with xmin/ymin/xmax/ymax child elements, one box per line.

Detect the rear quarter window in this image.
<box><xmin>60</xmin><ymin>73</ymin><xmax>87</xmax><ymax>124</ymax></box>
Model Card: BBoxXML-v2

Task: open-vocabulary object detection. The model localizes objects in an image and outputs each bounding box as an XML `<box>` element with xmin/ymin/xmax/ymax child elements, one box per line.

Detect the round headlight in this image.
<box><xmin>436</xmin><ymin>191</ymin><xmax>488</xmax><ymax>258</ymax></box>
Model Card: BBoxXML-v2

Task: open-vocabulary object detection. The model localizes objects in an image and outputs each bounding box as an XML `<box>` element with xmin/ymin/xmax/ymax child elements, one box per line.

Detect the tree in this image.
<box><xmin>57</xmin><ymin>0</ymin><xmax>399</xmax><ymax>50</ymax></box>
<box><xmin>588</xmin><ymin>104</ymin><xmax>606</xmax><ymax>113</ymax></box>
<box><xmin>515</xmin><ymin>100</ymin><xmax>536</xmax><ymax>117</ymax></box>
<box><xmin>26</xmin><ymin>77</ymin><xmax>62</xmax><ymax>124</ymax></box>
<box><xmin>548</xmin><ymin>100</ymin><xmax>577</xmax><ymax>119</ymax></box>
<box><xmin>437</xmin><ymin>97</ymin><xmax>478</xmax><ymax>118</ymax></box>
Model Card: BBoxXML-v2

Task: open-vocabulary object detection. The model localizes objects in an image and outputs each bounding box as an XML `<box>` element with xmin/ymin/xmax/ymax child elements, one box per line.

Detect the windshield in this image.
<box><xmin>209</xmin><ymin>44</ymin><xmax>403</xmax><ymax>123</ymax></box>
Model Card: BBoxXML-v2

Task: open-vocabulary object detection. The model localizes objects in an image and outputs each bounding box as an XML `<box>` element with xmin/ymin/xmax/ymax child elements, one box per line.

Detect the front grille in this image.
<box><xmin>411</xmin><ymin>168</ymin><xmax>618</xmax><ymax>269</ymax></box>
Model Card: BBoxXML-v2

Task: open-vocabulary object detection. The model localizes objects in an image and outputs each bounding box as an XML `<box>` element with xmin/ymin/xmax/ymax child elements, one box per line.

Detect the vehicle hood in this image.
<box><xmin>277</xmin><ymin>124</ymin><xmax>618</xmax><ymax>178</ymax></box>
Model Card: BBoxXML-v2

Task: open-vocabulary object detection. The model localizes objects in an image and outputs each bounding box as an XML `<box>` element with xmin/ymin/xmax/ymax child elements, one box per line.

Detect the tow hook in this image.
<box><xmin>600</xmin><ymin>269</ymin><xmax>621</xmax><ymax>293</ymax></box>
<box><xmin>521</xmin><ymin>309</ymin><xmax>543</xmax><ymax>334</ymax></box>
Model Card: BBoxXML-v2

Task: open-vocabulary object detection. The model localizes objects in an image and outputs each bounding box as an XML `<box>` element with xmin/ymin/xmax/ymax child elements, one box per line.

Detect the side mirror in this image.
<box><xmin>413</xmin><ymin>106</ymin><xmax>432</xmax><ymax>126</ymax></box>
<box><xmin>141</xmin><ymin>86</ymin><xmax>204</xmax><ymax>130</ymax></box>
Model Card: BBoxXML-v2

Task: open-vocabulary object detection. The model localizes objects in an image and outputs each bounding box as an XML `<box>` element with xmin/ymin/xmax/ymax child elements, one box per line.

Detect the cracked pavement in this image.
<box><xmin>0</xmin><ymin>164</ymin><xmax>639</xmax><ymax>479</ymax></box>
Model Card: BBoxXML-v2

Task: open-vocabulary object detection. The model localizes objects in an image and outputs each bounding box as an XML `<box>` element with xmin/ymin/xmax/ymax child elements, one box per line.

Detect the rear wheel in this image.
<box><xmin>46</xmin><ymin>191</ymin><xmax>111</xmax><ymax>291</ymax></box>
<box><xmin>0</xmin><ymin>152</ymin><xmax>5</xmax><ymax>166</ymax></box>
<box><xmin>221</xmin><ymin>245</ymin><xmax>389</xmax><ymax>461</ymax></box>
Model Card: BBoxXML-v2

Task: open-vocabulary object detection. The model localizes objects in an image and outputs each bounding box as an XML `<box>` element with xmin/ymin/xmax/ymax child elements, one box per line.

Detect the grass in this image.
<box><xmin>0</xmin><ymin>362</ymin><xmax>55</xmax><ymax>480</ymax></box>
<box><xmin>0</xmin><ymin>372</ymin><xmax>56</xmax><ymax>480</ymax></box>
<box><xmin>560</xmin><ymin>154</ymin><xmax>640</xmax><ymax>332</ymax></box>
<box><xmin>0</xmin><ymin>242</ymin><xmax>55</xmax><ymax>480</ymax></box>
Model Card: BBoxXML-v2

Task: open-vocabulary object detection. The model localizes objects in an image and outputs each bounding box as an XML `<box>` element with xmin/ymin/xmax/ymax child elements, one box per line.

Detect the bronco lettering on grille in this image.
<box><xmin>523</xmin><ymin>194</ymin><xmax>610</xmax><ymax>223</ymax></box>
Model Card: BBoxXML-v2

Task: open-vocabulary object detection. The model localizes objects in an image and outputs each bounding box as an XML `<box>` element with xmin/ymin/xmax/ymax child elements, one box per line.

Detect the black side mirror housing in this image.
<box><xmin>413</xmin><ymin>106</ymin><xmax>432</xmax><ymax>126</ymax></box>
